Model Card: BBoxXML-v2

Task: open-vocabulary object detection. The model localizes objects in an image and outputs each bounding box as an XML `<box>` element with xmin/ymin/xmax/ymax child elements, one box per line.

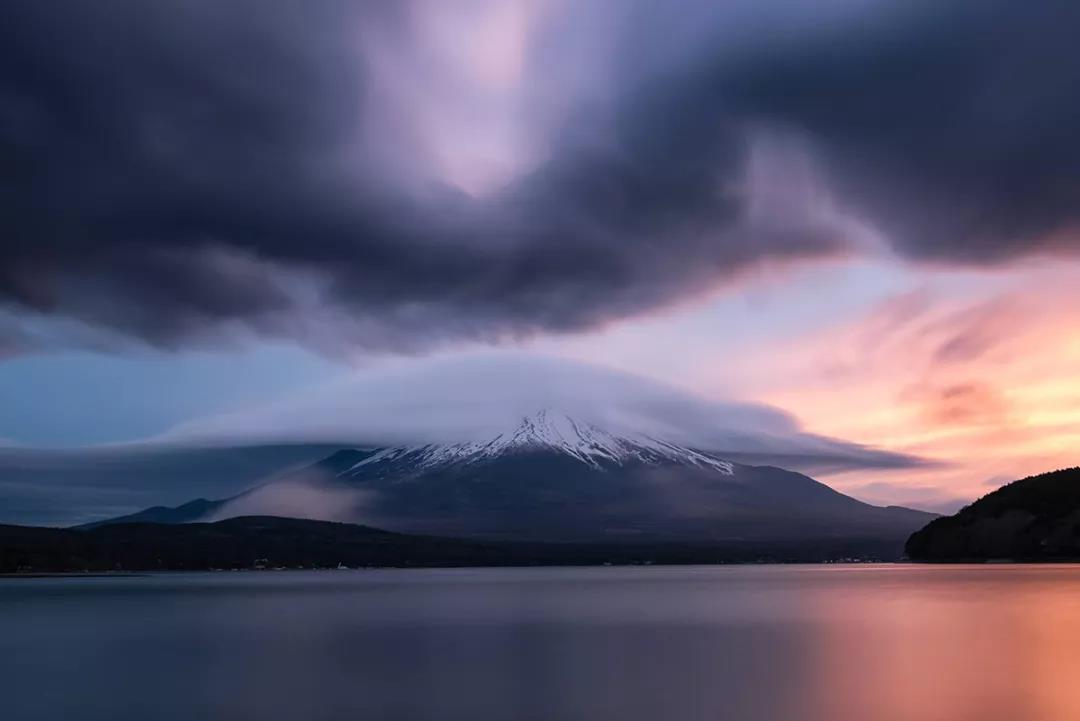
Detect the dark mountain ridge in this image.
<box><xmin>2</xmin><ymin>516</ymin><xmax>918</xmax><ymax>573</ymax></box>
<box><xmin>78</xmin><ymin>498</ymin><xmax>220</xmax><ymax>530</ymax></box>
<box><xmin>906</xmin><ymin>467</ymin><xmax>1080</xmax><ymax>561</ymax></box>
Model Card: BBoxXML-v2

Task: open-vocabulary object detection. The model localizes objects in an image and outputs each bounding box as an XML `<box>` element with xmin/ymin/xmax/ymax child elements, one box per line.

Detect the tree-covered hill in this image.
<box><xmin>906</xmin><ymin>468</ymin><xmax>1080</xmax><ymax>561</ymax></box>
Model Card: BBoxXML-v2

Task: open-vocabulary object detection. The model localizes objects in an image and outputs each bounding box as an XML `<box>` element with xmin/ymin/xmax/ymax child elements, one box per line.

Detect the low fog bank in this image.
<box><xmin>0</xmin><ymin>444</ymin><xmax>336</xmax><ymax>527</ymax></box>
<box><xmin>206</xmin><ymin>469</ymin><xmax>377</xmax><ymax>525</ymax></box>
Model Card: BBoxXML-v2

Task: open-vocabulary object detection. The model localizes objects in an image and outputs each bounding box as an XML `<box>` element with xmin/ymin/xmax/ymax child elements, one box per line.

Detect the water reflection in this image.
<box><xmin>805</xmin><ymin>566</ymin><xmax>1080</xmax><ymax>721</ymax></box>
<box><xmin>3</xmin><ymin>565</ymin><xmax>1080</xmax><ymax>721</ymax></box>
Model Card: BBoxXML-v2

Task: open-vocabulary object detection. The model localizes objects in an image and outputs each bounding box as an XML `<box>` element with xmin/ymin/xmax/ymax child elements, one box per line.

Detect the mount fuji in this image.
<box><xmin>89</xmin><ymin>409</ymin><xmax>935</xmax><ymax>545</ymax></box>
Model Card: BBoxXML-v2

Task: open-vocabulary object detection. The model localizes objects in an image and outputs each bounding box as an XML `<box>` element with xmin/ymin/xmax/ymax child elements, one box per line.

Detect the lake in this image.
<box><xmin>3</xmin><ymin>565</ymin><xmax>1080</xmax><ymax>721</ymax></box>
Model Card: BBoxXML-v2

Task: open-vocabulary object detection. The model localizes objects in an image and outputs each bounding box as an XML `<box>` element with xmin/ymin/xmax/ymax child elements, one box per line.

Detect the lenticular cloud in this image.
<box><xmin>163</xmin><ymin>352</ymin><xmax>926</xmax><ymax>474</ymax></box>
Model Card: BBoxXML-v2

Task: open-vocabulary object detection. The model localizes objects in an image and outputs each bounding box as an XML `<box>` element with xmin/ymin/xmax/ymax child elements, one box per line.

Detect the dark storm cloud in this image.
<box><xmin>2</xmin><ymin>0</ymin><xmax>1079</xmax><ymax>353</ymax></box>
<box><xmin>0</xmin><ymin>0</ymin><xmax>848</xmax><ymax>353</ymax></box>
<box><xmin>719</xmin><ymin>0</ymin><xmax>1080</xmax><ymax>260</ymax></box>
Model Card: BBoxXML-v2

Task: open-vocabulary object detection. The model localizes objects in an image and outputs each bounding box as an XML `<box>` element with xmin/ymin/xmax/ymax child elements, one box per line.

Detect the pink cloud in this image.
<box><xmin>708</xmin><ymin>262</ymin><xmax>1080</xmax><ymax>505</ymax></box>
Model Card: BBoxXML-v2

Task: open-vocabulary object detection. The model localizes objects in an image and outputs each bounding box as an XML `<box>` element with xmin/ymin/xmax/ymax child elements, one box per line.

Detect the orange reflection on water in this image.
<box><xmin>800</xmin><ymin>565</ymin><xmax>1080</xmax><ymax>721</ymax></box>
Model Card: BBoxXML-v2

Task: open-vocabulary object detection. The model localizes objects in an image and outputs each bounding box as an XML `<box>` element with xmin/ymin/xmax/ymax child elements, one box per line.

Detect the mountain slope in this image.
<box><xmin>88</xmin><ymin>411</ymin><xmax>935</xmax><ymax>547</ymax></box>
<box><xmin>77</xmin><ymin>498</ymin><xmax>222</xmax><ymax>530</ymax></box>
<box><xmin>906</xmin><ymin>467</ymin><xmax>1080</xmax><ymax>561</ymax></box>
<box><xmin>289</xmin><ymin>410</ymin><xmax>935</xmax><ymax>542</ymax></box>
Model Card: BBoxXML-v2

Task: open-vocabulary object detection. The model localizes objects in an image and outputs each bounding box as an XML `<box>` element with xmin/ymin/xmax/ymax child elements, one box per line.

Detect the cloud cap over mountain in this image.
<box><xmin>163</xmin><ymin>352</ymin><xmax>928</xmax><ymax>474</ymax></box>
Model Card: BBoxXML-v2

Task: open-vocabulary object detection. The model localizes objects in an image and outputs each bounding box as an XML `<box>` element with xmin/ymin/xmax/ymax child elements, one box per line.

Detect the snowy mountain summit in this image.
<box><xmin>338</xmin><ymin>409</ymin><xmax>735</xmax><ymax>478</ymax></box>
<box><xmin>93</xmin><ymin>410</ymin><xmax>936</xmax><ymax>547</ymax></box>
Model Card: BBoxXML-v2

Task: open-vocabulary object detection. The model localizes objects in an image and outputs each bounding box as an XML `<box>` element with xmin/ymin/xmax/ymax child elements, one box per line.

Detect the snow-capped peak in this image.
<box><xmin>342</xmin><ymin>409</ymin><xmax>734</xmax><ymax>475</ymax></box>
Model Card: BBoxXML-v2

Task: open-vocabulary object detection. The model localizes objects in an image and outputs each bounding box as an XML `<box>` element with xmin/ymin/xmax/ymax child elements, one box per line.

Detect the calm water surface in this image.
<box><xmin>3</xmin><ymin>564</ymin><xmax>1080</xmax><ymax>721</ymax></box>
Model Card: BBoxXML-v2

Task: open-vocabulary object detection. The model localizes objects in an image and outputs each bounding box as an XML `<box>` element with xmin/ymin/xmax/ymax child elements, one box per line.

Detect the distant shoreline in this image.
<box><xmin>8</xmin><ymin>561</ymin><xmax>1080</xmax><ymax>579</ymax></box>
<box><xmin>1</xmin><ymin>514</ymin><xmax>913</xmax><ymax>573</ymax></box>
<box><xmin>0</xmin><ymin>572</ymin><xmax>149</xmax><ymax>579</ymax></box>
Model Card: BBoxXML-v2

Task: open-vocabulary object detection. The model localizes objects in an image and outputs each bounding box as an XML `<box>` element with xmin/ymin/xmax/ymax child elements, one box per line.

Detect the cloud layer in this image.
<box><xmin>163</xmin><ymin>352</ymin><xmax>926</xmax><ymax>474</ymax></box>
<box><xmin>715</xmin><ymin>262</ymin><xmax>1080</xmax><ymax>505</ymax></box>
<box><xmin>3</xmin><ymin>0</ymin><xmax>1079</xmax><ymax>353</ymax></box>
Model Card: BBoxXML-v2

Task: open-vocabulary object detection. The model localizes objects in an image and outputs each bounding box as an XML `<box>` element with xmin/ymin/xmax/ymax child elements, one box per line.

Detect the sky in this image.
<box><xmin>3</xmin><ymin>0</ymin><xmax>1080</xmax><ymax>514</ymax></box>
